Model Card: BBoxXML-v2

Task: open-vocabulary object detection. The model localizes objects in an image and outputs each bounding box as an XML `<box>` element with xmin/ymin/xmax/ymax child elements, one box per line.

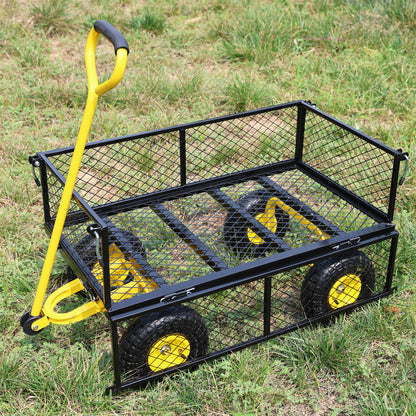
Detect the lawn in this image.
<box><xmin>1</xmin><ymin>0</ymin><xmax>416</xmax><ymax>414</ymax></box>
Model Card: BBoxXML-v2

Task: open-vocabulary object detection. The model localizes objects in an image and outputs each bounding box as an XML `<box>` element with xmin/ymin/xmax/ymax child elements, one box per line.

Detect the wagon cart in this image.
<box><xmin>21</xmin><ymin>21</ymin><xmax>409</xmax><ymax>393</ymax></box>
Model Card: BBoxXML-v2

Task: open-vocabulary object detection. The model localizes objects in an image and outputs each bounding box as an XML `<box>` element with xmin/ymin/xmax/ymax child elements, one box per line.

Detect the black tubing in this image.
<box><xmin>93</xmin><ymin>20</ymin><xmax>129</xmax><ymax>55</ymax></box>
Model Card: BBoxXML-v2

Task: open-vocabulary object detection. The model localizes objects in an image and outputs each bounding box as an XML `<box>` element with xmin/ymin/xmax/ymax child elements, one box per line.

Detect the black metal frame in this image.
<box><xmin>32</xmin><ymin>100</ymin><xmax>407</xmax><ymax>392</ymax></box>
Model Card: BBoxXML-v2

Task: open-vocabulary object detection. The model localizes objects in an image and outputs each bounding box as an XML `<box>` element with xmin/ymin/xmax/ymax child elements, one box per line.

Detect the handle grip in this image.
<box><xmin>93</xmin><ymin>20</ymin><xmax>129</xmax><ymax>55</ymax></box>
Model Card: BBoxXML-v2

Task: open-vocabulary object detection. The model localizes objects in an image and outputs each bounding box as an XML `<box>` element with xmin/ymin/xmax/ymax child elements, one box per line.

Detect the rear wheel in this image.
<box><xmin>300</xmin><ymin>251</ymin><xmax>375</xmax><ymax>319</ymax></box>
<box><xmin>120</xmin><ymin>305</ymin><xmax>209</xmax><ymax>378</ymax></box>
<box><xmin>223</xmin><ymin>190</ymin><xmax>290</xmax><ymax>257</ymax></box>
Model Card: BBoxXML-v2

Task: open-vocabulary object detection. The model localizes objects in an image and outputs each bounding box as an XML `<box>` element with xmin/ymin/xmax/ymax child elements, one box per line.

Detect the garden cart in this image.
<box><xmin>21</xmin><ymin>21</ymin><xmax>409</xmax><ymax>393</ymax></box>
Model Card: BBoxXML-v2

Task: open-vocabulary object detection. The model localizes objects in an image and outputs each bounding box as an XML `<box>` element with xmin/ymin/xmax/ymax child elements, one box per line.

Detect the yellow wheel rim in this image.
<box><xmin>148</xmin><ymin>334</ymin><xmax>190</xmax><ymax>372</ymax></box>
<box><xmin>247</xmin><ymin>198</ymin><xmax>277</xmax><ymax>245</ymax></box>
<box><xmin>328</xmin><ymin>274</ymin><xmax>362</xmax><ymax>310</ymax></box>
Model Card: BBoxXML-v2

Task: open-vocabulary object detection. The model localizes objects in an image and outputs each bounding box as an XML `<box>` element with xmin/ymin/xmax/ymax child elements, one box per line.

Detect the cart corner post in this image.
<box><xmin>295</xmin><ymin>102</ymin><xmax>307</xmax><ymax>162</ymax></box>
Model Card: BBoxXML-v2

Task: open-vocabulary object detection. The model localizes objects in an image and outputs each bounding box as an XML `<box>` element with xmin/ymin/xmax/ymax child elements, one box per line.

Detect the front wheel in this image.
<box><xmin>300</xmin><ymin>251</ymin><xmax>375</xmax><ymax>319</ymax></box>
<box><xmin>120</xmin><ymin>305</ymin><xmax>209</xmax><ymax>378</ymax></box>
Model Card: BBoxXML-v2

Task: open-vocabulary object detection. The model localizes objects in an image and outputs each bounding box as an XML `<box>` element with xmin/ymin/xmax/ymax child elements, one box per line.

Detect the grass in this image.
<box><xmin>1</xmin><ymin>0</ymin><xmax>416</xmax><ymax>414</ymax></box>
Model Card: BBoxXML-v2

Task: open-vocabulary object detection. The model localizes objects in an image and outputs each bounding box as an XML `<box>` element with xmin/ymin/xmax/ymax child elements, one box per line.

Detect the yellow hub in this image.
<box><xmin>148</xmin><ymin>334</ymin><xmax>190</xmax><ymax>372</ymax></box>
<box><xmin>328</xmin><ymin>274</ymin><xmax>362</xmax><ymax>309</ymax></box>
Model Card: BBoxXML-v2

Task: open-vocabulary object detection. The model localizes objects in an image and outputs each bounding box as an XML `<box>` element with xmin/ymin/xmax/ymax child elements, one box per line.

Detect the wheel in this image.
<box><xmin>223</xmin><ymin>190</ymin><xmax>290</xmax><ymax>257</ymax></box>
<box><xmin>67</xmin><ymin>228</ymin><xmax>146</xmax><ymax>290</ymax></box>
<box><xmin>120</xmin><ymin>305</ymin><xmax>209</xmax><ymax>378</ymax></box>
<box><xmin>300</xmin><ymin>251</ymin><xmax>375</xmax><ymax>319</ymax></box>
<box><xmin>20</xmin><ymin>312</ymin><xmax>44</xmax><ymax>336</ymax></box>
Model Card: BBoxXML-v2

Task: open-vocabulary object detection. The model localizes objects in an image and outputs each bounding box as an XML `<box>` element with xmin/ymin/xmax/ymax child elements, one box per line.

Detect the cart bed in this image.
<box><xmin>33</xmin><ymin>100</ymin><xmax>406</xmax><ymax>390</ymax></box>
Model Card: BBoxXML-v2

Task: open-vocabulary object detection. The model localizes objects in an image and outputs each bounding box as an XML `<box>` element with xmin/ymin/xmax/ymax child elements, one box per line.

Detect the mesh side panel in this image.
<box><xmin>270</xmin><ymin>267</ymin><xmax>307</xmax><ymax>330</ymax></box>
<box><xmin>44</xmin><ymin>107</ymin><xmax>298</xmax><ymax>216</ymax></box>
<box><xmin>185</xmin><ymin>108</ymin><xmax>297</xmax><ymax>182</ymax></box>
<box><xmin>303</xmin><ymin>111</ymin><xmax>395</xmax><ymax>213</ymax></box>
<box><xmin>118</xmin><ymin>237</ymin><xmax>392</xmax><ymax>383</ymax></box>
<box><xmin>361</xmin><ymin>239</ymin><xmax>391</xmax><ymax>294</ymax></box>
<box><xmin>45</xmin><ymin>169</ymin><xmax>80</xmax><ymax>219</ymax></box>
<box><xmin>46</xmin><ymin>130</ymin><xmax>181</xmax><ymax>211</ymax></box>
<box><xmin>193</xmin><ymin>280</ymin><xmax>265</xmax><ymax>353</ymax></box>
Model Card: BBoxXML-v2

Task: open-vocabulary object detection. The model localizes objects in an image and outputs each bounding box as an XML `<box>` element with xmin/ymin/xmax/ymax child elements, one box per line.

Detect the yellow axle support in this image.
<box><xmin>248</xmin><ymin>196</ymin><xmax>330</xmax><ymax>244</ymax></box>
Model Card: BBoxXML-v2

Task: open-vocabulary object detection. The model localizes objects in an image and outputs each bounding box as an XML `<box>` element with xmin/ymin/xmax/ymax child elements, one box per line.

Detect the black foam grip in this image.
<box><xmin>93</xmin><ymin>20</ymin><xmax>129</xmax><ymax>55</ymax></box>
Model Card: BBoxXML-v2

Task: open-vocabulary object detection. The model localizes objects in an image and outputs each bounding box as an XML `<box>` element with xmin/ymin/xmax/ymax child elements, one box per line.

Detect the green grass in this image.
<box><xmin>1</xmin><ymin>0</ymin><xmax>416</xmax><ymax>414</ymax></box>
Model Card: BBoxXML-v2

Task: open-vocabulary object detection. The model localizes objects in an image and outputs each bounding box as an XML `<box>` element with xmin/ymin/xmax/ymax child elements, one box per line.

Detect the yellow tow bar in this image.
<box><xmin>21</xmin><ymin>21</ymin><xmax>129</xmax><ymax>335</ymax></box>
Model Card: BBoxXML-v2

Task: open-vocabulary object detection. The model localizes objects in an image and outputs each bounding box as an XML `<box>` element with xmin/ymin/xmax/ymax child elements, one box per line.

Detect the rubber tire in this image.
<box><xmin>66</xmin><ymin>228</ymin><xmax>146</xmax><ymax>286</ymax></box>
<box><xmin>223</xmin><ymin>190</ymin><xmax>290</xmax><ymax>257</ymax></box>
<box><xmin>20</xmin><ymin>312</ymin><xmax>44</xmax><ymax>336</ymax></box>
<box><xmin>300</xmin><ymin>251</ymin><xmax>375</xmax><ymax>319</ymax></box>
<box><xmin>120</xmin><ymin>305</ymin><xmax>209</xmax><ymax>378</ymax></box>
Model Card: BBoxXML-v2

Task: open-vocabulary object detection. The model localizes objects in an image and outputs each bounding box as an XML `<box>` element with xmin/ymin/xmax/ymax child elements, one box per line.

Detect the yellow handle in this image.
<box><xmin>30</xmin><ymin>23</ymin><xmax>129</xmax><ymax>319</ymax></box>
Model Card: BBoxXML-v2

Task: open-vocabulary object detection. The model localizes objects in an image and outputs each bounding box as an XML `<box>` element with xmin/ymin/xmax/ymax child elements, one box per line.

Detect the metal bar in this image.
<box><xmin>101</xmin><ymin>227</ymin><xmax>112</xmax><ymax>309</ymax></box>
<box><xmin>257</xmin><ymin>175</ymin><xmax>343</xmax><ymax>237</ymax></box>
<box><xmin>387</xmin><ymin>153</ymin><xmax>407</xmax><ymax>222</ymax></box>
<box><xmin>295</xmin><ymin>104</ymin><xmax>306</xmax><ymax>161</ymax></box>
<box><xmin>38</xmin><ymin>159</ymin><xmax>52</xmax><ymax>225</ymax></box>
<box><xmin>179</xmin><ymin>129</ymin><xmax>186</xmax><ymax>186</ymax></box>
<box><xmin>150</xmin><ymin>203</ymin><xmax>228</xmax><ymax>272</ymax></box>
<box><xmin>384</xmin><ymin>233</ymin><xmax>399</xmax><ymax>293</ymax></box>
<box><xmin>110</xmin><ymin>320</ymin><xmax>122</xmax><ymax>392</ymax></box>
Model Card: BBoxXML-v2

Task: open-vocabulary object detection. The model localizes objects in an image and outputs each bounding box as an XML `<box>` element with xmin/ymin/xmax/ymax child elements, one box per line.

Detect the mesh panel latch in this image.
<box><xmin>160</xmin><ymin>288</ymin><xmax>195</xmax><ymax>303</ymax></box>
<box><xmin>87</xmin><ymin>224</ymin><xmax>104</xmax><ymax>267</ymax></box>
<box><xmin>399</xmin><ymin>154</ymin><xmax>409</xmax><ymax>186</ymax></box>
<box><xmin>28</xmin><ymin>155</ymin><xmax>41</xmax><ymax>187</ymax></box>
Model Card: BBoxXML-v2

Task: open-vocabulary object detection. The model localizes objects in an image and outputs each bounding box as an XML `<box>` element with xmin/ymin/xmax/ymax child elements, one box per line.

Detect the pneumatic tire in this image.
<box><xmin>300</xmin><ymin>251</ymin><xmax>375</xmax><ymax>319</ymax></box>
<box><xmin>120</xmin><ymin>305</ymin><xmax>209</xmax><ymax>378</ymax></box>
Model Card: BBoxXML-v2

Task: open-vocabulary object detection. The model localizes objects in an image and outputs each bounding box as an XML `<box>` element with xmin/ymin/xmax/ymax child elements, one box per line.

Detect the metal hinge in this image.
<box><xmin>331</xmin><ymin>236</ymin><xmax>361</xmax><ymax>251</ymax></box>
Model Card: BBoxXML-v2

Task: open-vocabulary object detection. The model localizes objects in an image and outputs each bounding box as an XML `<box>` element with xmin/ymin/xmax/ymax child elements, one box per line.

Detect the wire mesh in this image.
<box><xmin>118</xmin><ymin>237</ymin><xmax>393</xmax><ymax>383</ymax></box>
<box><xmin>303</xmin><ymin>111</ymin><xmax>396</xmax><ymax>213</ymax></box>
<box><xmin>40</xmin><ymin>102</ymin><xmax>398</xmax><ymax>318</ymax></box>
<box><xmin>35</xmin><ymin>102</ymin><xmax>404</xmax><ymax>390</ymax></box>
